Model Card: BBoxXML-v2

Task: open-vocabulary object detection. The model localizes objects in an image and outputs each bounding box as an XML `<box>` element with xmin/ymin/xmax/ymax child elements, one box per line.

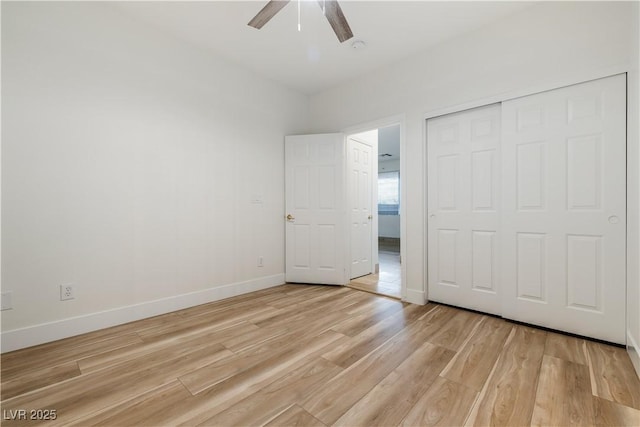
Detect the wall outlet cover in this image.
<box><xmin>60</xmin><ymin>285</ymin><xmax>74</xmax><ymax>301</ymax></box>
<box><xmin>1</xmin><ymin>292</ymin><xmax>13</xmax><ymax>311</ymax></box>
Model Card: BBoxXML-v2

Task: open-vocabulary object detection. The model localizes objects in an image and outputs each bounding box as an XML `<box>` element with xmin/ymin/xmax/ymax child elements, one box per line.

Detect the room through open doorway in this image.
<box><xmin>347</xmin><ymin>124</ymin><xmax>402</xmax><ymax>299</ymax></box>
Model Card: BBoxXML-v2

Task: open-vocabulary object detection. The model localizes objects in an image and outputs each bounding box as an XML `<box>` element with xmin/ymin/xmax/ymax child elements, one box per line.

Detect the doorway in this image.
<box><xmin>347</xmin><ymin>124</ymin><xmax>402</xmax><ymax>299</ymax></box>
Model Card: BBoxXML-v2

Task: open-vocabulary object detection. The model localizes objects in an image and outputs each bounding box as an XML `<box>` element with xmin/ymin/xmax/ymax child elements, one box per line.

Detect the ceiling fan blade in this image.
<box><xmin>248</xmin><ymin>0</ymin><xmax>291</xmax><ymax>29</ymax></box>
<box><xmin>319</xmin><ymin>0</ymin><xmax>354</xmax><ymax>43</ymax></box>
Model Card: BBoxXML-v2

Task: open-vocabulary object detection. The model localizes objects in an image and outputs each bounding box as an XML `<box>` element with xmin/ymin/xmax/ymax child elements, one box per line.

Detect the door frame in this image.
<box><xmin>343</xmin><ymin>115</ymin><xmax>407</xmax><ymax>301</ymax></box>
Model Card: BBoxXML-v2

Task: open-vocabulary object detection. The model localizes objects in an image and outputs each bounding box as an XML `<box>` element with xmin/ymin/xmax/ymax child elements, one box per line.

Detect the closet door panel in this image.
<box><xmin>427</xmin><ymin>104</ymin><xmax>502</xmax><ymax>315</ymax></box>
<box><xmin>501</xmin><ymin>74</ymin><xmax>626</xmax><ymax>343</ymax></box>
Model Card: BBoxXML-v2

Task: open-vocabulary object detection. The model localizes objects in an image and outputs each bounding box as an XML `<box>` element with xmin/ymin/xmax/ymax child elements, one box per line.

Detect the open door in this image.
<box><xmin>285</xmin><ymin>134</ymin><xmax>347</xmax><ymax>285</ymax></box>
<box><xmin>348</xmin><ymin>136</ymin><xmax>375</xmax><ymax>279</ymax></box>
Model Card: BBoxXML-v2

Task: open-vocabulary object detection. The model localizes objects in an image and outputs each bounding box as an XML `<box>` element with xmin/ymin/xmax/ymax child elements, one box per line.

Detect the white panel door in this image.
<box><xmin>502</xmin><ymin>74</ymin><xmax>626</xmax><ymax>343</ymax></box>
<box><xmin>427</xmin><ymin>104</ymin><xmax>502</xmax><ymax>315</ymax></box>
<box><xmin>348</xmin><ymin>138</ymin><xmax>374</xmax><ymax>279</ymax></box>
<box><xmin>285</xmin><ymin>134</ymin><xmax>347</xmax><ymax>285</ymax></box>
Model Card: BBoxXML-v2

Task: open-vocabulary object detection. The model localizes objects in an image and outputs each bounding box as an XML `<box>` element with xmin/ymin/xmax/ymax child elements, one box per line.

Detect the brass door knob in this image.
<box><xmin>368</xmin><ymin>215</ymin><xmax>373</xmax><ymax>220</ymax></box>
<box><xmin>286</xmin><ymin>214</ymin><xmax>295</xmax><ymax>221</ymax></box>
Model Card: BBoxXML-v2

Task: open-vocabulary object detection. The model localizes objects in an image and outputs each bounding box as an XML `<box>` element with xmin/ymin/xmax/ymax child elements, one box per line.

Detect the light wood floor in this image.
<box><xmin>349</xmin><ymin>250</ymin><xmax>402</xmax><ymax>299</ymax></box>
<box><xmin>2</xmin><ymin>284</ymin><xmax>639</xmax><ymax>426</ymax></box>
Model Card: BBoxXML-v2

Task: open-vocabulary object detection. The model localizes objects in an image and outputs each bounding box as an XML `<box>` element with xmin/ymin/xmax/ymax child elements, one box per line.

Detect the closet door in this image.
<box><xmin>501</xmin><ymin>74</ymin><xmax>626</xmax><ymax>343</ymax></box>
<box><xmin>427</xmin><ymin>104</ymin><xmax>502</xmax><ymax>315</ymax></box>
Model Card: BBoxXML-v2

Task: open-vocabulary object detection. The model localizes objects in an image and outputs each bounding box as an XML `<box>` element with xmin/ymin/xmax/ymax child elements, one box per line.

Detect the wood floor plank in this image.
<box><xmin>530</xmin><ymin>355</ymin><xmax>594</xmax><ymax>426</ymax></box>
<box><xmin>179</xmin><ymin>329</ymin><xmax>345</xmax><ymax>395</ymax></box>
<box><xmin>323</xmin><ymin>290</ymin><xmax>379</xmax><ymax>313</ymax></box>
<box><xmin>593</xmin><ymin>396</ymin><xmax>640</xmax><ymax>426</ymax></box>
<box><xmin>174</xmin><ymin>331</ymin><xmax>347</xmax><ymax>426</ymax></box>
<box><xmin>111</xmin><ymin>312</ymin><xmax>186</xmax><ymax>336</ymax></box>
<box><xmin>200</xmin><ymin>358</ymin><xmax>342</xmax><ymax>426</ymax></box>
<box><xmin>329</xmin><ymin>300</ymin><xmax>406</xmax><ymax>337</ymax></box>
<box><xmin>68</xmin><ymin>381</ymin><xmax>193</xmax><ymax>426</ymax></box>
<box><xmin>219</xmin><ymin>321</ymin><xmax>291</xmax><ymax>354</ymax></box>
<box><xmin>400</xmin><ymin>376</ymin><xmax>478</xmax><ymax>427</ymax></box>
<box><xmin>0</xmin><ymin>361</ymin><xmax>81</xmax><ymax>400</ymax></box>
<box><xmin>440</xmin><ymin>316</ymin><xmax>513</xmax><ymax>391</ymax></box>
<box><xmin>346</xmin><ymin>281</ymin><xmax>402</xmax><ymax>299</ymax></box>
<box><xmin>135</xmin><ymin>304</ymin><xmax>279</xmax><ymax>342</ymax></box>
<box><xmin>322</xmin><ymin>304</ymin><xmax>424</xmax><ymax>368</ymax></box>
<box><xmin>465</xmin><ymin>325</ymin><xmax>547</xmax><ymax>427</ymax></box>
<box><xmin>344</xmin><ymin>295</ymin><xmax>402</xmax><ymax>316</ymax></box>
<box><xmin>264</xmin><ymin>404</ymin><xmax>326</xmax><ymax>427</ymax></box>
<box><xmin>178</xmin><ymin>309</ymin><xmax>349</xmax><ymax>394</ymax></box>
<box><xmin>253</xmin><ymin>290</ymin><xmax>354</xmax><ymax>330</ymax></box>
<box><xmin>77</xmin><ymin>320</ymin><xmax>257</xmax><ymax>373</ymax></box>
<box><xmin>587</xmin><ymin>341</ymin><xmax>640</xmax><ymax>410</ymax></box>
<box><xmin>425</xmin><ymin>307</ymin><xmax>484</xmax><ymax>351</ymax></box>
<box><xmin>280</xmin><ymin>284</ymin><xmax>333</xmax><ymax>296</ymax></box>
<box><xmin>171</xmin><ymin>290</ymin><xmax>286</xmax><ymax>319</ymax></box>
<box><xmin>1</xmin><ymin>333</ymin><xmax>143</xmax><ymax>380</ymax></box>
<box><xmin>0</xmin><ymin>342</ymin><xmax>232</xmax><ymax>426</ymax></box>
<box><xmin>333</xmin><ymin>342</ymin><xmax>454</xmax><ymax>426</ymax></box>
<box><xmin>0</xmin><ymin>316</ymin><xmax>164</xmax><ymax>371</ymax></box>
<box><xmin>544</xmin><ymin>331</ymin><xmax>588</xmax><ymax>365</ymax></box>
<box><xmin>267</xmin><ymin>286</ymin><xmax>351</xmax><ymax>309</ymax></box>
<box><xmin>264</xmin><ymin>286</ymin><xmax>338</xmax><ymax>307</ymax></box>
<box><xmin>301</xmin><ymin>305</ymin><xmax>458</xmax><ymax>425</ymax></box>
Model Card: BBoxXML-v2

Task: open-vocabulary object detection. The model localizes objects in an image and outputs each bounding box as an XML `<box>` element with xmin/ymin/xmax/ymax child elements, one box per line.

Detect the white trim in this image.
<box><xmin>341</xmin><ymin>114</ymin><xmax>406</xmax><ymax>136</ymax></box>
<box><xmin>398</xmin><ymin>121</ymin><xmax>408</xmax><ymax>302</ymax></box>
<box><xmin>422</xmin><ymin>66</ymin><xmax>630</xmax><ymax>121</ymax></box>
<box><xmin>0</xmin><ymin>274</ymin><xmax>285</xmax><ymax>353</ymax></box>
<box><xmin>422</xmin><ymin>110</ymin><xmax>429</xmax><ymax>303</ymax></box>
<box><xmin>628</xmin><ymin>331</ymin><xmax>640</xmax><ymax>379</ymax></box>
<box><xmin>405</xmin><ymin>288</ymin><xmax>426</xmax><ymax>306</ymax></box>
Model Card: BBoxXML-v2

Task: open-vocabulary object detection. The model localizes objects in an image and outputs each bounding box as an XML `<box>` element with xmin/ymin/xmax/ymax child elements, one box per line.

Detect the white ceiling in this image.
<box><xmin>111</xmin><ymin>1</ymin><xmax>535</xmax><ymax>95</ymax></box>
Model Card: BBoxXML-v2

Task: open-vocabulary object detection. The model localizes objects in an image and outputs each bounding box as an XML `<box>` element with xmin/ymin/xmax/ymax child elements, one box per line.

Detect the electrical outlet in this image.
<box><xmin>60</xmin><ymin>284</ymin><xmax>74</xmax><ymax>301</ymax></box>
<box><xmin>258</xmin><ymin>256</ymin><xmax>264</xmax><ymax>267</ymax></box>
<box><xmin>1</xmin><ymin>292</ymin><xmax>13</xmax><ymax>311</ymax></box>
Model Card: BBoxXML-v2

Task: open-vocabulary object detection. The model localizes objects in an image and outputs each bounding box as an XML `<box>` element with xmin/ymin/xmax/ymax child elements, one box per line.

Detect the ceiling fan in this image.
<box><xmin>248</xmin><ymin>0</ymin><xmax>354</xmax><ymax>43</ymax></box>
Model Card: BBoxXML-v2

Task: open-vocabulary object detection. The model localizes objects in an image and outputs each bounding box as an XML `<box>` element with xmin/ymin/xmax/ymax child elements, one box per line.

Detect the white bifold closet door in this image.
<box><xmin>427</xmin><ymin>104</ymin><xmax>502</xmax><ymax>315</ymax></box>
<box><xmin>427</xmin><ymin>74</ymin><xmax>626</xmax><ymax>343</ymax></box>
<box><xmin>501</xmin><ymin>74</ymin><xmax>626</xmax><ymax>344</ymax></box>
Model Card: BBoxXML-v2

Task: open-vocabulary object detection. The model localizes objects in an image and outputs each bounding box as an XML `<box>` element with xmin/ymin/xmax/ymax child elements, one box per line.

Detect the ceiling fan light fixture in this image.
<box><xmin>248</xmin><ymin>0</ymin><xmax>353</xmax><ymax>43</ymax></box>
<box><xmin>351</xmin><ymin>40</ymin><xmax>366</xmax><ymax>50</ymax></box>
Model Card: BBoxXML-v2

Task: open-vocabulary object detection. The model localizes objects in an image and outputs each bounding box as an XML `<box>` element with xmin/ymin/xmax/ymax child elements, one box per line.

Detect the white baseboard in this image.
<box><xmin>404</xmin><ymin>288</ymin><xmax>426</xmax><ymax>305</ymax></box>
<box><xmin>1</xmin><ymin>274</ymin><xmax>285</xmax><ymax>353</ymax></box>
<box><xmin>628</xmin><ymin>330</ymin><xmax>640</xmax><ymax>379</ymax></box>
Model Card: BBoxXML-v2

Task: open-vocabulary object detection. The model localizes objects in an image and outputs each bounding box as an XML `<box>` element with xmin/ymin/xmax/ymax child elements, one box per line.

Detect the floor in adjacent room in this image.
<box><xmin>1</xmin><ymin>284</ymin><xmax>639</xmax><ymax>426</ymax></box>
<box><xmin>348</xmin><ymin>238</ymin><xmax>402</xmax><ymax>299</ymax></box>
